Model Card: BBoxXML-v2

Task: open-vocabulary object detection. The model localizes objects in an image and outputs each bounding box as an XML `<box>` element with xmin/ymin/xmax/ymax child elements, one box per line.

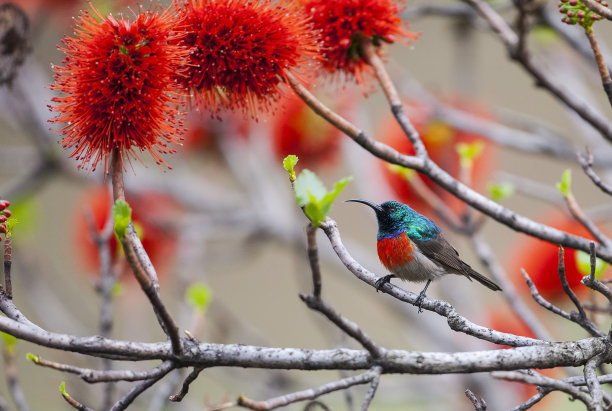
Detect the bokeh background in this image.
<box><xmin>1</xmin><ymin>0</ymin><xmax>612</xmax><ymax>409</ymax></box>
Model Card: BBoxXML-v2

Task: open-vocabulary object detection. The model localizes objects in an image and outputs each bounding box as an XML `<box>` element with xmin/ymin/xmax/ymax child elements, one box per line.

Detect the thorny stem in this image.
<box><xmin>585</xmin><ymin>28</ymin><xmax>612</xmax><ymax>107</ymax></box>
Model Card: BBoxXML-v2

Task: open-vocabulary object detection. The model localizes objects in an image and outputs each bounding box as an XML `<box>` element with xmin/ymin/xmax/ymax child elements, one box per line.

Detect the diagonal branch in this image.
<box><xmin>462</xmin><ymin>0</ymin><xmax>612</xmax><ymax>142</ymax></box>
<box><xmin>236</xmin><ymin>367</ymin><xmax>383</xmax><ymax>411</ymax></box>
<box><xmin>578</xmin><ymin>149</ymin><xmax>612</xmax><ymax>196</ymax></box>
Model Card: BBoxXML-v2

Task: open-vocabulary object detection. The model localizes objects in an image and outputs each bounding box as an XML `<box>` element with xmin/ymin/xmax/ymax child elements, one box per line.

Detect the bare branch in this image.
<box><xmin>581</xmin><ymin>243</ymin><xmax>612</xmax><ymax>303</ymax></box>
<box><xmin>464</xmin><ymin>388</ymin><xmax>487</xmax><ymax>411</ymax></box>
<box><xmin>60</xmin><ymin>384</ymin><xmax>95</xmax><ymax>411</ymax></box>
<box><xmin>462</xmin><ymin>0</ymin><xmax>612</xmax><ymax>142</ymax></box>
<box><xmin>236</xmin><ymin>367</ymin><xmax>382</xmax><ymax>411</ymax></box>
<box><xmin>320</xmin><ymin>218</ymin><xmax>543</xmax><ymax>347</ymax></box>
<box><xmin>169</xmin><ymin>367</ymin><xmax>204</xmax><ymax>402</ymax></box>
<box><xmin>563</xmin><ymin>192</ymin><xmax>612</xmax><ymax>249</ymax></box>
<box><xmin>578</xmin><ymin>149</ymin><xmax>612</xmax><ymax>196</ymax></box>
<box><xmin>360</xmin><ymin>38</ymin><xmax>427</xmax><ymax>157</ymax></box>
<box><xmin>108</xmin><ymin>363</ymin><xmax>175</xmax><ymax>411</ymax></box>
<box><xmin>29</xmin><ymin>354</ymin><xmax>174</xmax><ymax>383</ymax></box>
<box><xmin>3</xmin><ymin>344</ymin><xmax>29</xmax><ymax>411</ymax></box>
<box><xmin>584</xmin><ymin>354</ymin><xmax>605</xmax><ymax>409</ymax></box>
<box><xmin>307</xmin><ymin>225</ymin><xmax>322</xmax><ymax>298</ymax></box>
<box><xmin>557</xmin><ymin>247</ymin><xmax>603</xmax><ymax>337</ymax></box>
<box><xmin>584</xmin><ymin>28</ymin><xmax>612</xmax><ymax>107</ymax></box>
<box><xmin>3</xmin><ymin>236</ymin><xmax>11</xmax><ymax>299</ymax></box>
<box><xmin>359</xmin><ymin>366</ymin><xmax>382</xmax><ymax>411</ymax></box>
<box><xmin>470</xmin><ymin>234</ymin><xmax>554</xmax><ymax>342</ymax></box>
<box><xmin>300</xmin><ymin>295</ymin><xmax>385</xmax><ymax>358</ymax></box>
<box><xmin>492</xmin><ymin>370</ymin><xmax>596</xmax><ymax>408</ymax></box>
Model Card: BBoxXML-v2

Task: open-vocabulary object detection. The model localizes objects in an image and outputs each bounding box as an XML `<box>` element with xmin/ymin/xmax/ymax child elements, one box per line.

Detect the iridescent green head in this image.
<box><xmin>346</xmin><ymin>199</ymin><xmax>440</xmax><ymax>241</ymax></box>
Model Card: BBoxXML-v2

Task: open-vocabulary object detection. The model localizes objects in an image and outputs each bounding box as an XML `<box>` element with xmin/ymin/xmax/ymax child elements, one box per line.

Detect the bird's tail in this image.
<box><xmin>463</xmin><ymin>263</ymin><xmax>502</xmax><ymax>291</ymax></box>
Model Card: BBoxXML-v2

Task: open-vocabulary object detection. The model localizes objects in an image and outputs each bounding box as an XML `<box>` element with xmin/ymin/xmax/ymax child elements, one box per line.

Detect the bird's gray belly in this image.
<box><xmin>391</xmin><ymin>249</ymin><xmax>448</xmax><ymax>282</ymax></box>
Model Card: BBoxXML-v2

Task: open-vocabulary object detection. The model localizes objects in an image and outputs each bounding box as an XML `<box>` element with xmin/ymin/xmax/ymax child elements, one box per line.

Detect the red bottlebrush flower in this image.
<box><xmin>174</xmin><ymin>0</ymin><xmax>320</xmax><ymax>116</ymax></box>
<box><xmin>508</xmin><ymin>214</ymin><xmax>608</xmax><ymax>301</ymax></box>
<box><xmin>73</xmin><ymin>186</ymin><xmax>180</xmax><ymax>281</ymax></box>
<box><xmin>50</xmin><ymin>5</ymin><xmax>187</xmax><ymax>172</ymax></box>
<box><xmin>379</xmin><ymin>101</ymin><xmax>497</xmax><ymax>220</ymax></box>
<box><xmin>270</xmin><ymin>94</ymin><xmax>344</xmax><ymax>168</ymax></box>
<box><xmin>302</xmin><ymin>0</ymin><xmax>419</xmax><ymax>83</ymax></box>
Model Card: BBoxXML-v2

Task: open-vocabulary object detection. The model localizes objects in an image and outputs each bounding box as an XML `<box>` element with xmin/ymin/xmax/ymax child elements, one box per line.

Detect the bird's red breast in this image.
<box><xmin>377</xmin><ymin>232</ymin><xmax>415</xmax><ymax>270</ymax></box>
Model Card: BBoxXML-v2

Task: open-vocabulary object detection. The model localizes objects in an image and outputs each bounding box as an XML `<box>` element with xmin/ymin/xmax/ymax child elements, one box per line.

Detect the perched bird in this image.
<box><xmin>346</xmin><ymin>199</ymin><xmax>501</xmax><ymax>311</ymax></box>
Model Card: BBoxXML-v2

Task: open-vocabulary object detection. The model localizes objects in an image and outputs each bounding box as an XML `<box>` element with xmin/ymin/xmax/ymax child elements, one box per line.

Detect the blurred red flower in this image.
<box><xmin>73</xmin><ymin>186</ymin><xmax>180</xmax><ymax>280</ymax></box>
<box><xmin>50</xmin><ymin>5</ymin><xmax>186</xmax><ymax>172</ymax></box>
<box><xmin>379</xmin><ymin>101</ymin><xmax>497</xmax><ymax>220</ymax></box>
<box><xmin>508</xmin><ymin>214</ymin><xmax>608</xmax><ymax>301</ymax></box>
<box><xmin>270</xmin><ymin>94</ymin><xmax>344</xmax><ymax>168</ymax></box>
<box><xmin>175</xmin><ymin>0</ymin><xmax>319</xmax><ymax>117</ymax></box>
<box><xmin>302</xmin><ymin>0</ymin><xmax>419</xmax><ymax>83</ymax></box>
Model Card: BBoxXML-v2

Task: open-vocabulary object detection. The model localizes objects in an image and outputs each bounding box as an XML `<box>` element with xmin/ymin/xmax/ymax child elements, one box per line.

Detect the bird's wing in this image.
<box><xmin>412</xmin><ymin>233</ymin><xmax>466</xmax><ymax>274</ymax></box>
<box><xmin>413</xmin><ymin>233</ymin><xmax>501</xmax><ymax>291</ymax></box>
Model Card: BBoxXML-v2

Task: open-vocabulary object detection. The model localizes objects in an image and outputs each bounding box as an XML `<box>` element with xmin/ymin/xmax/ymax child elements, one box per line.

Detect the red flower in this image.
<box><xmin>270</xmin><ymin>94</ymin><xmax>344</xmax><ymax>168</ymax></box>
<box><xmin>51</xmin><ymin>5</ymin><xmax>187</xmax><ymax>172</ymax></box>
<box><xmin>302</xmin><ymin>0</ymin><xmax>419</xmax><ymax>83</ymax></box>
<box><xmin>175</xmin><ymin>0</ymin><xmax>320</xmax><ymax>117</ymax></box>
<box><xmin>379</xmin><ymin>101</ymin><xmax>497</xmax><ymax>220</ymax></box>
<box><xmin>73</xmin><ymin>186</ymin><xmax>180</xmax><ymax>280</ymax></box>
<box><xmin>508</xmin><ymin>214</ymin><xmax>608</xmax><ymax>301</ymax></box>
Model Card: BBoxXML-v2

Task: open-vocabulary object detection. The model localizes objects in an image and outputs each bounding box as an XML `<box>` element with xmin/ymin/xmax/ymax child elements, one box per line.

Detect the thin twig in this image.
<box><xmin>463</xmin><ymin>0</ymin><xmax>612</xmax><ymax>142</ymax></box>
<box><xmin>29</xmin><ymin>354</ymin><xmax>175</xmax><ymax>383</ymax></box>
<box><xmin>511</xmin><ymin>390</ymin><xmax>550</xmax><ymax>411</ymax></box>
<box><xmin>563</xmin><ymin>192</ymin><xmax>612</xmax><ymax>249</ymax></box>
<box><xmin>236</xmin><ymin>367</ymin><xmax>382</xmax><ymax>411</ymax></box>
<box><xmin>169</xmin><ymin>367</ymin><xmax>204</xmax><ymax>402</ymax></box>
<box><xmin>521</xmin><ymin>268</ymin><xmax>604</xmax><ymax>337</ymax></box>
<box><xmin>108</xmin><ymin>363</ymin><xmax>176</xmax><ymax>411</ymax></box>
<box><xmin>464</xmin><ymin>388</ymin><xmax>487</xmax><ymax>411</ymax></box>
<box><xmin>307</xmin><ymin>225</ymin><xmax>322</xmax><ymax>298</ymax></box>
<box><xmin>585</xmin><ymin>28</ymin><xmax>612</xmax><ymax>107</ymax></box>
<box><xmin>578</xmin><ymin>149</ymin><xmax>612</xmax><ymax>196</ymax></box>
<box><xmin>471</xmin><ymin>234</ymin><xmax>554</xmax><ymax>342</ymax></box>
<box><xmin>359</xmin><ymin>366</ymin><xmax>382</xmax><ymax>411</ymax></box>
<box><xmin>60</xmin><ymin>384</ymin><xmax>95</xmax><ymax>411</ymax></box>
<box><xmin>558</xmin><ymin>247</ymin><xmax>603</xmax><ymax>337</ymax></box>
<box><xmin>582</xmin><ymin>242</ymin><xmax>612</xmax><ymax>303</ymax></box>
<box><xmin>110</xmin><ymin>152</ymin><xmax>182</xmax><ymax>355</ymax></box>
<box><xmin>3</xmin><ymin>236</ymin><xmax>11</xmax><ymax>299</ymax></box>
<box><xmin>360</xmin><ymin>38</ymin><xmax>427</xmax><ymax>157</ymax></box>
<box><xmin>492</xmin><ymin>370</ymin><xmax>594</xmax><ymax>407</ymax></box>
<box><xmin>300</xmin><ymin>295</ymin><xmax>385</xmax><ymax>358</ymax></box>
<box><xmin>584</xmin><ymin>354</ymin><xmax>606</xmax><ymax>409</ymax></box>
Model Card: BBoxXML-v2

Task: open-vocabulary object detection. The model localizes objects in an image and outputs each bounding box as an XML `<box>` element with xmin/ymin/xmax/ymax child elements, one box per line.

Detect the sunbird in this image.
<box><xmin>347</xmin><ymin>199</ymin><xmax>501</xmax><ymax>311</ymax></box>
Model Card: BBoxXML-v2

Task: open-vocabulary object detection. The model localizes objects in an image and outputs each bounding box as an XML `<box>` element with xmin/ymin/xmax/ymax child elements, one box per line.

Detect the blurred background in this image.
<box><xmin>1</xmin><ymin>0</ymin><xmax>612</xmax><ymax>409</ymax></box>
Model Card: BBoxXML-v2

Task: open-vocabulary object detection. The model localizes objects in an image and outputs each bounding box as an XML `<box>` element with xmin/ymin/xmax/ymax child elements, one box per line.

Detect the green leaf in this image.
<box><xmin>186</xmin><ymin>284</ymin><xmax>212</xmax><ymax>313</ymax></box>
<box><xmin>293</xmin><ymin>169</ymin><xmax>352</xmax><ymax>226</ymax></box>
<box><xmin>26</xmin><ymin>352</ymin><xmax>39</xmax><ymax>363</ymax></box>
<box><xmin>294</xmin><ymin>170</ymin><xmax>327</xmax><ymax>207</ymax></box>
<box><xmin>283</xmin><ymin>155</ymin><xmax>299</xmax><ymax>182</ymax></box>
<box><xmin>575</xmin><ymin>249</ymin><xmax>608</xmax><ymax>278</ymax></box>
<box><xmin>59</xmin><ymin>381</ymin><xmax>68</xmax><ymax>397</ymax></box>
<box><xmin>556</xmin><ymin>169</ymin><xmax>572</xmax><ymax>198</ymax></box>
<box><xmin>113</xmin><ymin>200</ymin><xmax>132</xmax><ymax>240</ymax></box>
<box><xmin>111</xmin><ymin>282</ymin><xmax>124</xmax><ymax>297</ymax></box>
<box><xmin>456</xmin><ymin>141</ymin><xmax>485</xmax><ymax>169</ymax></box>
<box><xmin>488</xmin><ymin>182</ymin><xmax>515</xmax><ymax>202</ymax></box>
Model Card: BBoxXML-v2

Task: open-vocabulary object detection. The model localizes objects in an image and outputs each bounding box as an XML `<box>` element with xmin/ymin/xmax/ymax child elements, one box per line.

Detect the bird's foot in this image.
<box><xmin>414</xmin><ymin>291</ymin><xmax>427</xmax><ymax>313</ymax></box>
<box><xmin>374</xmin><ymin>275</ymin><xmax>395</xmax><ymax>292</ymax></box>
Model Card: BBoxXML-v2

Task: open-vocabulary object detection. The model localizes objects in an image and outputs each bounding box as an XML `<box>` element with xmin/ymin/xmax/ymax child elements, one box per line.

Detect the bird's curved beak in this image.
<box><xmin>345</xmin><ymin>199</ymin><xmax>384</xmax><ymax>213</ymax></box>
